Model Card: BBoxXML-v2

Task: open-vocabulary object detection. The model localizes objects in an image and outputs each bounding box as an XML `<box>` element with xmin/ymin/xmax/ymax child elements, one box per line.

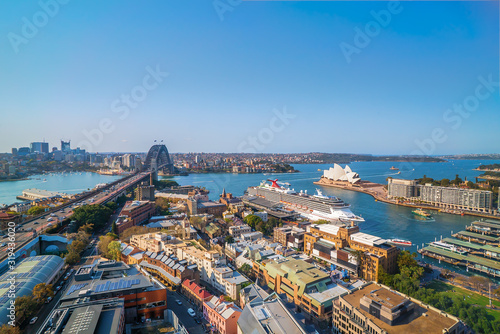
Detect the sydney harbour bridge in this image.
<box><xmin>144</xmin><ymin>143</ymin><xmax>175</xmax><ymax>176</ymax></box>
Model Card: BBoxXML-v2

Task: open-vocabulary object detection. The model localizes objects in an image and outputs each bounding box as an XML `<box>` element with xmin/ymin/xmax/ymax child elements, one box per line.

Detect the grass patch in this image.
<box><xmin>427</xmin><ymin>281</ymin><xmax>500</xmax><ymax>321</ymax></box>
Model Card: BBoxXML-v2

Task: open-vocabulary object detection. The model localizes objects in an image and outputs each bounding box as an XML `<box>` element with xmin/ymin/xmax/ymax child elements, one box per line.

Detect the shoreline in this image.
<box><xmin>313</xmin><ymin>178</ymin><xmax>500</xmax><ymax>221</ymax></box>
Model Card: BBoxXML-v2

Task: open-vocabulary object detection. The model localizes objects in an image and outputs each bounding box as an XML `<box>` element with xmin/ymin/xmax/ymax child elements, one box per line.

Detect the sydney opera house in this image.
<box><xmin>322</xmin><ymin>164</ymin><xmax>361</xmax><ymax>184</ymax></box>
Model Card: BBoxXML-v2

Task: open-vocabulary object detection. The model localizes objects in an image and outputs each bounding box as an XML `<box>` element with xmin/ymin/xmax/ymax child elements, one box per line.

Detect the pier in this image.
<box><xmin>453</xmin><ymin>230</ymin><xmax>500</xmax><ymax>245</ymax></box>
<box><xmin>419</xmin><ymin>245</ymin><xmax>500</xmax><ymax>277</ymax></box>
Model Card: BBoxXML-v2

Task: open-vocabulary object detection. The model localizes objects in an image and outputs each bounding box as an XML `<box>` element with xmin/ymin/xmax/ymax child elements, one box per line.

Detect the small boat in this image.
<box><xmin>317</xmin><ymin>169</ymin><xmax>322</xmax><ymax>171</ymax></box>
<box><xmin>397</xmin><ymin>171</ymin><xmax>401</xmax><ymax>174</ymax></box>
<box><xmin>43</xmin><ymin>178</ymin><xmax>47</xmax><ymax>182</ymax></box>
<box><xmin>390</xmin><ymin>166</ymin><xmax>399</xmax><ymax>170</ymax></box>
<box><xmin>387</xmin><ymin>239</ymin><xmax>412</xmax><ymax>246</ymax></box>
<box><xmin>412</xmin><ymin>208</ymin><xmax>432</xmax><ymax>218</ymax></box>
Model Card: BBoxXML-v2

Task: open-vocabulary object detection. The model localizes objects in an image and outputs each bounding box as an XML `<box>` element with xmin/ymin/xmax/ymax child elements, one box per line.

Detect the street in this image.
<box><xmin>166</xmin><ymin>289</ymin><xmax>206</xmax><ymax>334</ymax></box>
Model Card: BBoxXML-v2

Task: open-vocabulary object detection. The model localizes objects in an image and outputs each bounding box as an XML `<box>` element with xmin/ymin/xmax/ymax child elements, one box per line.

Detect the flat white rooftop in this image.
<box><xmin>350</xmin><ymin>232</ymin><xmax>387</xmax><ymax>246</ymax></box>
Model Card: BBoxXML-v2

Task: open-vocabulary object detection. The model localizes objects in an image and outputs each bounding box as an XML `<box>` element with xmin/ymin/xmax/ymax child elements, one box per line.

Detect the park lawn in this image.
<box><xmin>427</xmin><ymin>280</ymin><xmax>500</xmax><ymax>321</ymax></box>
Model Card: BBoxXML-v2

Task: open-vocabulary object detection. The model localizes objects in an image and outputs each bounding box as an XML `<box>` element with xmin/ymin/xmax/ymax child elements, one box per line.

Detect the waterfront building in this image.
<box><xmin>304</xmin><ymin>223</ymin><xmax>399</xmax><ymax>281</ymax></box>
<box><xmin>387</xmin><ymin>178</ymin><xmax>419</xmax><ymax>199</ymax></box>
<box><xmin>19</xmin><ymin>188</ymin><xmax>70</xmax><ymax>200</ymax></box>
<box><xmin>203</xmin><ymin>296</ymin><xmax>242</xmax><ymax>334</ymax></box>
<box><xmin>0</xmin><ymin>255</ymin><xmax>65</xmax><ymax>325</ymax></box>
<box><xmin>323</xmin><ymin>164</ymin><xmax>361</xmax><ymax>184</ymax></box>
<box><xmin>252</xmin><ymin>256</ymin><xmax>350</xmax><ymax>324</ymax></box>
<box><xmin>419</xmin><ymin>184</ymin><xmax>492</xmax><ymax>212</ymax></box>
<box><xmin>332</xmin><ymin>282</ymin><xmax>466</xmax><ymax>334</ymax></box>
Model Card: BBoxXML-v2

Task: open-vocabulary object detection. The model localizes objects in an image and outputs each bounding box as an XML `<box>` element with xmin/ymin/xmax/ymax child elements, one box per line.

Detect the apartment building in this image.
<box><xmin>211</xmin><ymin>266</ymin><xmax>249</xmax><ymax>301</ymax></box>
<box><xmin>181</xmin><ymin>279</ymin><xmax>213</xmax><ymax>310</ymax></box>
<box><xmin>139</xmin><ymin>251</ymin><xmax>199</xmax><ymax>287</ymax></box>
<box><xmin>253</xmin><ymin>256</ymin><xmax>350</xmax><ymax>324</ymax></box>
<box><xmin>332</xmin><ymin>282</ymin><xmax>467</xmax><ymax>334</ymax></box>
<box><xmin>203</xmin><ymin>296</ymin><xmax>242</xmax><ymax>334</ymax></box>
<box><xmin>229</xmin><ymin>225</ymin><xmax>252</xmax><ymax>239</ymax></box>
<box><xmin>274</xmin><ymin>226</ymin><xmax>305</xmax><ymax>251</ymax></box>
<box><xmin>304</xmin><ymin>223</ymin><xmax>399</xmax><ymax>281</ymax></box>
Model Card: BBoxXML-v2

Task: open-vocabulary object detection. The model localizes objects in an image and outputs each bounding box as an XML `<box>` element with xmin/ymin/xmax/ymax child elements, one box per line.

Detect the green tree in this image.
<box><xmin>239</xmin><ymin>263</ymin><xmax>253</xmax><ymax>277</ymax></box>
<box><xmin>71</xmin><ymin>205</ymin><xmax>112</xmax><ymax>232</ymax></box>
<box><xmin>98</xmin><ymin>235</ymin><xmax>115</xmax><ymax>258</ymax></box>
<box><xmin>0</xmin><ymin>324</ymin><xmax>21</xmax><ymax>334</ymax></box>
<box><xmin>27</xmin><ymin>206</ymin><xmax>46</xmax><ymax>216</ymax></box>
<box><xmin>244</xmin><ymin>215</ymin><xmax>263</xmax><ymax>229</ymax></box>
<box><xmin>111</xmin><ymin>221</ymin><xmax>118</xmax><ymax>235</ymax></box>
<box><xmin>225</xmin><ymin>235</ymin><xmax>235</xmax><ymax>244</ymax></box>
<box><xmin>107</xmin><ymin>240</ymin><xmax>122</xmax><ymax>261</ymax></box>
<box><xmin>65</xmin><ymin>251</ymin><xmax>81</xmax><ymax>265</ymax></box>
<box><xmin>32</xmin><ymin>283</ymin><xmax>54</xmax><ymax>304</ymax></box>
<box><xmin>14</xmin><ymin>295</ymin><xmax>37</xmax><ymax>322</ymax></box>
<box><xmin>440</xmin><ymin>178</ymin><xmax>450</xmax><ymax>187</ymax></box>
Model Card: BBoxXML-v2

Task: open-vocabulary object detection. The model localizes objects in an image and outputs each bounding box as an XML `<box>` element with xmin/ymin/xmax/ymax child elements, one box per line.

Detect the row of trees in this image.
<box><xmin>0</xmin><ymin>283</ymin><xmax>54</xmax><ymax>333</ymax></box>
<box><xmin>378</xmin><ymin>251</ymin><xmax>500</xmax><ymax>333</ymax></box>
<box><xmin>243</xmin><ymin>215</ymin><xmax>281</xmax><ymax>236</ymax></box>
<box><xmin>71</xmin><ymin>204</ymin><xmax>113</xmax><ymax>233</ymax></box>
<box><xmin>64</xmin><ymin>224</ymin><xmax>92</xmax><ymax>265</ymax></box>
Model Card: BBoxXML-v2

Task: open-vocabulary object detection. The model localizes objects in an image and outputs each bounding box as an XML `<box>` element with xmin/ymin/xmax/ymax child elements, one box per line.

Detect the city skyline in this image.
<box><xmin>1</xmin><ymin>1</ymin><xmax>498</xmax><ymax>154</ymax></box>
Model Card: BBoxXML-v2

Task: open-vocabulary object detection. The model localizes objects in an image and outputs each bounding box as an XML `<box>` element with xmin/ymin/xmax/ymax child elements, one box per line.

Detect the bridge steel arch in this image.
<box><xmin>144</xmin><ymin>144</ymin><xmax>174</xmax><ymax>173</ymax></box>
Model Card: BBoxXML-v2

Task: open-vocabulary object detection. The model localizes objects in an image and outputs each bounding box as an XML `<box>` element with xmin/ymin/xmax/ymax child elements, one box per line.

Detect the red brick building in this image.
<box><xmin>181</xmin><ymin>279</ymin><xmax>212</xmax><ymax>310</ymax></box>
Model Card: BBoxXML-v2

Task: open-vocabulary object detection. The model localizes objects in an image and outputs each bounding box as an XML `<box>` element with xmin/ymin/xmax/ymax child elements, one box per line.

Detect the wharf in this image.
<box><xmin>242</xmin><ymin>196</ymin><xmax>298</xmax><ymax>219</ymax></box>
<box><xmin>442</xmin><ymin>238</ymin><xmax>500</xmax><ymax>259</ymax></box>
<box><xmin>419</xmin><ymin>245</ymin><xmax>500</xmax><ymax>277</ymax></box>
<box><xmin>467</xmin><ymin>220</ymin><xmax>500</xmax><ymax>236</ymax></box>
<box><xmin>453</xmin><ymin>230</ymin><xmax>499</xmax><ymax>245</ymax></box>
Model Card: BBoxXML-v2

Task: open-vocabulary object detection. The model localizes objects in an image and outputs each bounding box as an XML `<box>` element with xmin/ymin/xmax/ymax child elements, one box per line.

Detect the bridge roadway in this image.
<box><xmin>0</xmin><ymin>171</ymin><xmax>152</xmax><ymax>262</ymax></box>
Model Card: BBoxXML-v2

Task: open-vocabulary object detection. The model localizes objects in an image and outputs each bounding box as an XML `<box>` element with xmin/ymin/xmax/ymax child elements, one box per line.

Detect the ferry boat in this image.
<box><xmin>387</xmin><ymin>239</ymin><xmax>412</xmax><ymax>246</ymax></box>
<box><xmin>430</xmin><ymin>241</ymin><xmax>468</xmax><ymax>255</ymax></box>
<box><xmin>412</xmin><ymin>208</ymin><xmax>432</xmax><ymax>218</ymax></box>
<box><xmin>247</xmin><ymin>179</ymin><xmax>364</xmax><ymax>223</ymax></box>
<box><xmin>389</xmin><ymin>166</ymin><xmax>399</xmax><ymax>170</ymax></box>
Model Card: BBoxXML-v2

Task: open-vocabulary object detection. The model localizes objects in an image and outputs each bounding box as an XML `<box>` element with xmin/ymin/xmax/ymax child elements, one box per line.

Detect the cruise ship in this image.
<box><xmin>247</xmin><ymin>179</ymin><xmax>364</xmax><ymax>223</ymax></box>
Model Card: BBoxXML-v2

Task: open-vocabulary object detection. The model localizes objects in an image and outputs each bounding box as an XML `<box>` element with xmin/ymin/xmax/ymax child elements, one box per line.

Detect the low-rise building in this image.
<box><xmin>119</xmin><ymin>200</ymin><xmax>155</xmax><ymax>226</ymax></box>
<box><xmin>181</xmin><ymin>279</ymin><xmax>213</xmax><ymax>310</ymax></box>
<box><xmin>253</xmin><ymin>256</ymin><xmax>350</xmax><ymax>324</ymax></box>
<box><xmin>211</xmin><ymin>266</ymin><xmax>249</xmax><ymax>301</ymax></box>
<box><xmin>203</xmin><ymin>296</ymin><xmax>242</xmax><ymax>334</ymax></box>
<box><xmin>332</xmin><ymin>282</ymin><xmax>467</xmax><ymax>334</ymax></box>
<box><xmin>241</xmin><ymin>231</ymin><xmax>263</xmax><ymax>242</ymax></box>
<box><xmin>229</xmin><ymin>225</ymin><xmax>252</xmax><ymax>239</ymax></box>
<box><xmin>274</xmin><ymin>225</ymin><xmax>305</xmax><ymax>251</ymax></box>
<box><xmin>140</xmin><ymin>252</ymin><xmax>199</xmax><ymax>287</ymax></box>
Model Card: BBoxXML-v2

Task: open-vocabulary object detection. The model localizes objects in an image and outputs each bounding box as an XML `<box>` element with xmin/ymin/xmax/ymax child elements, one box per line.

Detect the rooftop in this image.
<box><xmin>342</xmin><ymin>283</ymin><xmax>458</xmax><ymax>334</ymax></box>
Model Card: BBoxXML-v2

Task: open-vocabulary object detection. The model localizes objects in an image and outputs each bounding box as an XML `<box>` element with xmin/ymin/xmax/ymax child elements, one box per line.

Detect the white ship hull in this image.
<box><xmin>295</xmin><ymin>207</ymin><xmax>365</xmax><ymax>223</ymax></box>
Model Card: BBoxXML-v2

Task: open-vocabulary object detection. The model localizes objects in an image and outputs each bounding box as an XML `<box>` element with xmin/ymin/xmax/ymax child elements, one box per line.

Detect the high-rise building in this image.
<box><xmin>18</xmin><ymin>147</ymin><xmax>30</xmax><ymax>156</ymax></box>
<box><xmin>122</xmin><ymin>153</ymin><xmax>136</xmax><ymax>168</ymax></box>
<box><xmin>11</xmin><ymin>148</ymin><xmax>17</xmax><ymax>156</ymax></box>
<box><xmin>61</xmin><ymin>140</ymin><xmax>71</xmax><ymax>152</ymax></box>
<box><xmin>387</xmin><ymin>178</ymin><xmax>419</xmax><ymax>199</ymax></box>
<box><xmin>30</xmin><ymin>141</ymin><xmax>49</xmax><ymax>154</ymax></box>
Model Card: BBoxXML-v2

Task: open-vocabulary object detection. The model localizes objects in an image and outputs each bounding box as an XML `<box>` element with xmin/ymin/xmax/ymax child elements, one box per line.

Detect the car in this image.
<box><xmin>45</xmin><ymin>297</ymin><xmax>53</xmax><ymax>304</ymax></box>
<box><xmin>55</xmin><ymin>286</ymin><xmax>61</xmax><ymax>291</ymax></box>
<box><xmin>0</xmin><ymin>243</ymin><xmax>6</xmax><ymax>247</ymax></box>
<box><xmin>50</xmin><ymin>213</ymin><xmax>56</xmax><ymax>217</ymax></box>
<box><xmin>175</xmin><ymin>300</ymin><xmax>182</xmax><ymax>305</ymax></box>
<box><xmin>47</xmin><ymin>217</ymin><xmax>54</xmax><ymax>222</ymax></box>
<box><xmin>195</xmin><ymin>318</ymin><xmax>201</xmax><ymax>324</ymax></box>
<box><xmin>30</xmin><ymin>317</ymin><xmax>38</xmax><ymax>325</ymax></box>
<box><xmin>34</xmin><ymin>221</ymin><xmax>39</xmax><ymax>225</ymax></box>
<box><xmin>187</xmin><ymin>308</ymin><xmax>196</xmax><ymax>317</ymax></box>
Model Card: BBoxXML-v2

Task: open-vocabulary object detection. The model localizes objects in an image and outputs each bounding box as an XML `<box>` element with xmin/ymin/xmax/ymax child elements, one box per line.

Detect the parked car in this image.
<box><xmin>45</xmin><ymin>297</ymin><xmax>53</xmax><ymax>304</ymax></box>
<box><xmin>56</xmin><ymin>286</ymin><xmax>61</xmax><ymax>291</ymax></box>
<box><xmin>30</xmin><ymin>317</ymin><xmax>38</xmax><ymax>325</ymax></box>
<box><xmin>187</xmin><ymin>308</ymin><xmax>196</xmax><ymax>317</ymax></box>
<box><xmin>34</xmin><ymin>221</ymin><xmax>39</xmax><ymax>225</ymax></box>
<box><xmin>175</xmin><ymin>300</ymin><xmax>182</xmax><ymax>305</ymax></box>
<box><xmin>0</xmin><ymin>243</ymin><xmax>6</xmax><ymax>247</ymax></box>
<box><xmin>195</xmin><ymin>318</ymin><xmax>201</xmax><ymax>324</ymax></box>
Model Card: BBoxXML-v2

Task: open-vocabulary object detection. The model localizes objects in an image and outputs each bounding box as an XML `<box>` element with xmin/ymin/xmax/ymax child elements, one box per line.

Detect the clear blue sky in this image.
<box><xmin>0</xmin><ymin>1</ymin><xmax>498</xmax><ymax>154</ymax></box>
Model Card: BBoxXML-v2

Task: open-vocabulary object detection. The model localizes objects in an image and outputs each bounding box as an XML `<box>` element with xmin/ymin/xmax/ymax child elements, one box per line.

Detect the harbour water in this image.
<box><xmin>166</xmin><ymin>159</ymin><xmax>500</xmax><ymax>274</ymax></box>
<box><xmin>0</xmin><ymin>172</ymin><xmax>121</xmax><ymax>206</ymax></box>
